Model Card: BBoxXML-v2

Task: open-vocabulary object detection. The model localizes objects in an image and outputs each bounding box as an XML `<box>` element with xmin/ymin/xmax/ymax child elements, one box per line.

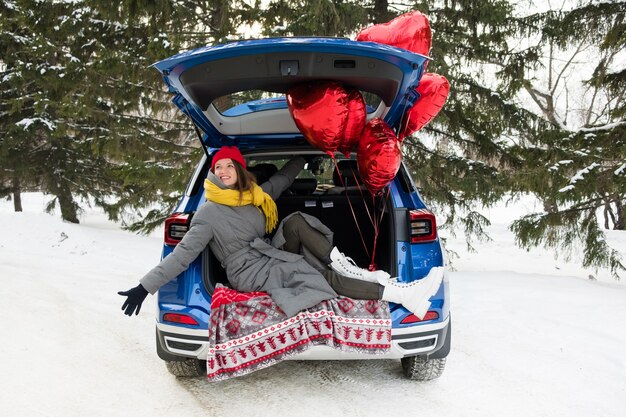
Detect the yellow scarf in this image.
<box><xmin>204</xmin><ymin>179</ymin><xmax>278</xmax><ymax>233</ymax></box>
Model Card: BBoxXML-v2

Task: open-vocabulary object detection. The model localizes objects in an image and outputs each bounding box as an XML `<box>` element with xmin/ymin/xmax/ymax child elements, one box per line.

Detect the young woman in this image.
<box><xmin>118</xmin><ymin>146</ymin><xmax>443</xmax><ymax>319</ymax></box>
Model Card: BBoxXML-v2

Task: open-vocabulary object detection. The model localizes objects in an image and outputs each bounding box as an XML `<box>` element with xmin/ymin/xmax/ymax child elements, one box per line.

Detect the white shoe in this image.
<box><xmin>381</xmin><ymin>267</ymin><xmax>444</xmax><ymax>319</ymax></box>
<box><xmin>329</xmin><ymin>247</ymin><xmax>391</xmax><ymax>283</ymax></box>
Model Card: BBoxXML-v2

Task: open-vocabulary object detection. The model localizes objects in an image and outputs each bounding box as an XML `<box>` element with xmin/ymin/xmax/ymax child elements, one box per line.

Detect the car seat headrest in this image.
<box><xmin>332</xmin><ymin>159</ymin><xmax>361</xmax><ymax>187</ymax></box>
<box><xmin>288</xmin><ymin>178</ymin><xmax>318</xmax><ymax>195</ymax></box>
<box><xmin>248</xmin><ymin>163</ymin><xmax>278</xmax><ymax>185</ymax></box>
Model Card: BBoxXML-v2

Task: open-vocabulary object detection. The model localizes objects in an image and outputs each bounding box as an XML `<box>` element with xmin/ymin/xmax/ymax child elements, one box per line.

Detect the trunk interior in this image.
<box><xmin>202</xmin><ymin>181</ymin><xmax>395</xmax><ymax>295</ymax></box>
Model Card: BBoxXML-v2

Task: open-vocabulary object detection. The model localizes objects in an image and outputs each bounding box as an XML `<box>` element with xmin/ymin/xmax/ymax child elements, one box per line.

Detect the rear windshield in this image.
<box><xmin>212</xmin><ymin>90</ymin><xmax>383</xmax><ymax>116</ymax></box>
<box><xmin>188</xmin><ymin>153</ymin><xmax>372</xmax><ymax>197</ymax></box>
<box><xmin>249</xmin><ymin>156</ymin><xmax>334</xmax><ymax>190</ymax></box>
<box><xmin>212</xmin><ymin>90</ymin><xmax>283</xmax><ymax>113</ymax></box>
<box><xmin>248</xmin><ymin>154</ymin><xmax>363</xmax><ymax>194</ymax></box>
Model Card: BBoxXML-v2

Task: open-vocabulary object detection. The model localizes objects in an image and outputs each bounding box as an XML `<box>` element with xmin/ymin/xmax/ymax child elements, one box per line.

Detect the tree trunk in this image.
<box><xmin>12</xmin><ymin>175</ymin><xmax>23</xmax><ymax>212</ymax></box>
<box><xmin>603</xmin><ymin>202</ymin><xmax>613</xmax><ymax>229</ymax></box>
<box><xmin>372</xmin><ymin>0</ymin><xmax>394</xmax><ymax>24</ymax></box>
<box><xmin>210</xmin><ymin>0</ymin><xmax>230</xmax><ymax>42</ymax></box>
<box><xmin>53</xmin><ymin>179</ymin><xmax>79</xmax><ymax>224</ymax></box>
<box><xmin>614</xmin><ymin>199</ymin><xmax>625</xmax><ymax>230</ymax></box>
<box><xmin>543</xmin><ymin>198</ymin><xmax>558</xmax><ymax>213</ymax></box>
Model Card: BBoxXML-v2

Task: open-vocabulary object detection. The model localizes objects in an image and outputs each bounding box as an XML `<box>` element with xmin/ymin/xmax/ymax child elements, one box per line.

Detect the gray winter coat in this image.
<box><xmin>140</xmin><ymin>157</ymin><xmax>338</xmax><ymax>317</ymax></box>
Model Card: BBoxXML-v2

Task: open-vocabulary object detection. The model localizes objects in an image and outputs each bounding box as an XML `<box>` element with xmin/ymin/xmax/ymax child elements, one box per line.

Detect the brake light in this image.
<box><xmin>409</xmin><ymin>209</ymin><xmax>437</xmax><ymax>243</ymax></box>
<box><xmin>163</xmin><ymin>313</ymin><xmax>199</xmax><ymax>325</ymax></box>
<box><xmin>400</xmin><ymin>311</ymin><xmax>439</xmax><ymax>324</ymax></box>
<box><xmin>164</xmin><ymin>213</ymin><xmax>189</xmax><ymax>246</ymax></box>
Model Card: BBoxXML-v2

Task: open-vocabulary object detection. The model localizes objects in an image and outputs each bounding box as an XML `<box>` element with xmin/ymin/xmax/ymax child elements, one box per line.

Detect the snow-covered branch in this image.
<box><xmin>577</xmin><ymin>121</ymin><xmax>626</xmax><ymax>133</ymax></box>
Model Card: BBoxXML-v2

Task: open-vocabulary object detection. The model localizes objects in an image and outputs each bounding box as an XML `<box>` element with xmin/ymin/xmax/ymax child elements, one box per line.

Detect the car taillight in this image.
<box><xmin>164</xmin><ymin>213</ymin><xmax>190</xmax><ymax>246</ymax></box>
<box><xmin>400</xmin><ymin>311</ymin><xmax>439</xmax><ymax>324</ymax></box>
<box><xmin>163</xmin><ymin>313</ymin><xmax>199</xmax><ymax>325</ymax></box>
<box><xmin>408</xmin><ymin>209</ymin><xmax>437</xmax><ymax>243</ymax></box>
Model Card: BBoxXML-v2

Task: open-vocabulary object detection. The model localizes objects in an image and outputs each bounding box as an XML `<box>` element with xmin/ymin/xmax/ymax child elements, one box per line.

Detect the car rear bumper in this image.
<box><xmin>156</xmin><ymin>315</ymin><xmax>450</xmax><ymax>361</ymax></box>
<box><xmin>291</xmin><ymin>315</ymin><xmax>450</xmax><ymax>360</ymax></box>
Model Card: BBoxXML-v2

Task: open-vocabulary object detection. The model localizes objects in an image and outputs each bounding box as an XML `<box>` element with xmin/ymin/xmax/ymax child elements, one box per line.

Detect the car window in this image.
<box><xmin>213</xmin><ymin>90</ymin><xmax>383</xmax><ymax>116</ymax></box>
<box><xmin>213</xmin><ymin>90</ymin><xmax>284</xmax><ymax>114</ymax></box>
<box><xmin>248</xmin><ymin>155</ymin><xmax>350</xmax><ymax>192</ymax></box>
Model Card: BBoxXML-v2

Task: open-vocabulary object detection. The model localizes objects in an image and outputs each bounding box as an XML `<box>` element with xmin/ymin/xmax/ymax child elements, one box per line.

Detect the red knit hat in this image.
<box><xmin>211</xmin><ymin>146</ymin><xmax>246</xmax><ymax>171</ymax></box>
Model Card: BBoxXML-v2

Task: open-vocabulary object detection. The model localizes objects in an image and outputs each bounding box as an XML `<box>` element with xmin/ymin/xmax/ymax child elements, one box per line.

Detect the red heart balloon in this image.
<box><xmin>399</xmin><ymin>73</ymin><xmax>450</xmax><ymax>140</ymax></box>
<box><xmin>287</xmin><ymin>82</ymin><xmax>350</xmax><ymax>156</ymax></box>
<box><xmin>338</xmin><ymin>89</ymin><xmax>366</xmax><ymax>158</ymax></box>
<box><xmin>357</xmin><ymin>118</ymin><xmax>402</xmax><ymax>195</ymax></box>
<box><xmin>356</xmin><ymin>11</ymin><xmax>432</xmax><ymax>56</ymax></box>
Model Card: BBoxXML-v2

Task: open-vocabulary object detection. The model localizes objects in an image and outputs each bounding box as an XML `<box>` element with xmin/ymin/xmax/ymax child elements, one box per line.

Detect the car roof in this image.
<box><xmin>153</xmin><ymin>37</ymin><xmax>428</xmax><ymax>149</ymax></box>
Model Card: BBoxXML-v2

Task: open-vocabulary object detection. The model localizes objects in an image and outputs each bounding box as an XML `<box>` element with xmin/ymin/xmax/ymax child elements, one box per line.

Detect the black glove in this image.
<box><xmin>118</xmin><ymin>284</ymin><xmax>149</xmax><ymax>316</ymax></box>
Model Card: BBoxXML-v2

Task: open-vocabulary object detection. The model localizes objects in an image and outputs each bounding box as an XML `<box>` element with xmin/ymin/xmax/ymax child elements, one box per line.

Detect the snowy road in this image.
<box><xmin>2</xmin><ymin>194</ymin><xmax>625</xmax><ymax>417</ymax></box>
<box><xmin>175</xmin><ymin>271</ymin><xmax>626</xmax><ymax>417</ymax></box>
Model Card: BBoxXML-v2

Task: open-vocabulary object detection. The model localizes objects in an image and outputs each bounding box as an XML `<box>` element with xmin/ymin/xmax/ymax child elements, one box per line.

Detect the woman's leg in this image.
<box><xmin>321</xmin><ymin>270</ymin><xmax>384</xmax><ymax>300</ymax></box>
<box><xmin>283</xmin><ymin>213</ymin><xmax>390</xmax><ymax>283</ymax></box>
<box><xmin>282</xmin><ymin>213</ymin><xmax>332</xmax><ymax>263</ymax></box>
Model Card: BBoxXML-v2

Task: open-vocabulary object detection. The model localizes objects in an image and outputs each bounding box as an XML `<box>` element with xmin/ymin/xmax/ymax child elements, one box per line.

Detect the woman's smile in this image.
<box><xmin>214</xmin><ymin>158</ymin><xmax>238</xmax><ymax>187</ymax></box>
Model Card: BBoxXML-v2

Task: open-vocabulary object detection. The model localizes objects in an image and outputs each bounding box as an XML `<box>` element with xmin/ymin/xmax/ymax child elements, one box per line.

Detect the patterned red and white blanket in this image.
<box><xmin>207</xmin><ymin>284</ymin><xmax>391</xmax><ymax>381</ymax></box>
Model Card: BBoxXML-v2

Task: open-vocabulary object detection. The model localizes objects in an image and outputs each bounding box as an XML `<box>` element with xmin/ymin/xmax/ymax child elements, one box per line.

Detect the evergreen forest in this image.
<box><xmin>1</xmin><ymin>0</ymin><xmax>624</xmax><ymax>278</ymax></box>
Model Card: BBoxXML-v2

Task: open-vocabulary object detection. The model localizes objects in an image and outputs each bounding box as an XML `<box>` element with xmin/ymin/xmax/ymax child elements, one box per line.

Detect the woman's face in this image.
<box><xmin>214</xmin><ymin>158</ymin><xmax>238</xmax><ymax>187</ymax></box>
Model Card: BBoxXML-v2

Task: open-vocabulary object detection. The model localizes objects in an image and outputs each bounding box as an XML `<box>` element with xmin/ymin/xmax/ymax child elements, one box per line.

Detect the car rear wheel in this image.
<box><xmin>401</xmin><ymin>356</ymin><xmax>446</xmax><ymax>381</ymax></box>
<box><xmin>165</xmin><ymin>358</ymin><xmax>206</xmax><ymax>377</ymax></box>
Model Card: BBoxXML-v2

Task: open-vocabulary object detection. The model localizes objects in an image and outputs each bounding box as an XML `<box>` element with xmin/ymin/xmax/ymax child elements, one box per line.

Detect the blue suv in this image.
<box><xmin>151</xmin><ymin>37</ymin><xmax>450</xmax><ymax>380</ymax></box>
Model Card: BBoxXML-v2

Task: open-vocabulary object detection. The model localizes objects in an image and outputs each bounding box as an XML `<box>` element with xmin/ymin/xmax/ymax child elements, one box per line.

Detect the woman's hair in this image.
<box><xmin>232</xmin><ymin>160</ymin><xmax>257</xmax><ymax>203</ymax></box>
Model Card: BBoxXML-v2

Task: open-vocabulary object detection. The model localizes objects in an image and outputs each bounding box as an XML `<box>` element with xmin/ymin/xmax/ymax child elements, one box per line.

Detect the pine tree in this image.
<box><xmin>509</xmin><ymin>1</ymin><xmax>625</xmax><ymax>278</ymax></box>
<box><xmin>258</xmin><ymin>0</ymin><xmax>369</xmax><ymax>36</ymax></box>
<box><xmin>99</xmin><ymin>0</ymin><xmax>257</xmax><ymax>231</ymax></box>
<box><xmin>1</xmin><ymin>1</ymin><xmax>181</xmax><ymax>222</ymax></box>
<box><xmin>0</xmin><ymin>1</ymin><xmax>44</xmax><ymax>211</ymax></box>
<box><xmin>1</xmin><ymin>1</ymin><xmax>213</xmax><ymax>224</ymax></box>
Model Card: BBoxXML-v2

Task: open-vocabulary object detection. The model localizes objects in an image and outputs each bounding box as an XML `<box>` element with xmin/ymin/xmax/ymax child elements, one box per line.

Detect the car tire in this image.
<box><xmin>401</xmin><ymin>356</ymin><xmax>446</xmax><ymax>381</ymax></box>
<box><xmin>165</xmin><ymin>358</ymin><xmax>206</xmax><ymax>378</ymax></box>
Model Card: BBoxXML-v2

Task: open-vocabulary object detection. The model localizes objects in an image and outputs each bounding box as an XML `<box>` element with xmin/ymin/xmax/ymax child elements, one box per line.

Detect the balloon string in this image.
<box><xmin>351</xmin><ymin>167</ymin><xmax>374</xmax><ymax>226</ymax></box>
<box><xmin>332</xmin><ymin>158</ymin><xmax>370</xmax><ymax>260</ymax></box>
<box><xmin>369</xmin><ymin>193</ymin><xmax>378</xmax><ymax>271</ymax></box>
<box><xmin>369</xmin><ymin>186</ymin><xmax>391</xmax><ymax>271</ymax></box>
<box><xmin>377</xmin><ymin>186</ymin><xmax>391</xmax><ymax>231</ymax></box>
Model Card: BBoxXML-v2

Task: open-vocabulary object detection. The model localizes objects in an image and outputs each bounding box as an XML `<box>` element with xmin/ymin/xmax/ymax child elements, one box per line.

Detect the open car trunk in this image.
<box><xmin>152</xmin><ymin>38</ymin><xmax>427</xmax><ymax>149</ymax></box>
<box><xmin>200</xmin><ymin>153</ymin><xmax>396</xmax><ymax>294</ymax></box>
<box><xmin>202</xmin><ymin>196</ymin><xmax>395</xmax><ymax>294</ymax></box>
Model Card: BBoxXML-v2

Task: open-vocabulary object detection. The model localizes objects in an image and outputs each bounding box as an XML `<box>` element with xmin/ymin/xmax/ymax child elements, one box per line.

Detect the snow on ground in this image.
<box><xmin>1</xmin><ymin>193</ymin><xmax>625</xmax><ymax>417</ymax></box>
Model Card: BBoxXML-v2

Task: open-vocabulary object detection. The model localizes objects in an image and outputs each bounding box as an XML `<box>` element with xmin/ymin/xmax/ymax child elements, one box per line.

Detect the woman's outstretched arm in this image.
<box><xmin>139</xmin><ymin>210</ymin><xmax>214</xmax><ymax>294</ymax></box>
<box><xmin>260</xmin><ymin>156</ymin><xmax>306</xmax><ymax>200</ymax></box>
